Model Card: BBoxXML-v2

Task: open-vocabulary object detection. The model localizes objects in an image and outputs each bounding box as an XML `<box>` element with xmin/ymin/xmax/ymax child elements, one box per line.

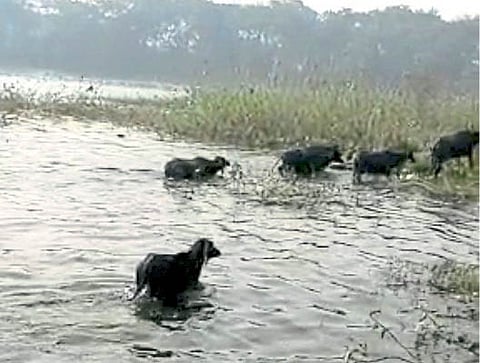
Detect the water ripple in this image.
<box><xmin>0</xmin><ymin>119</ymin><xmax>477</xmax><ymax>362</ymax></box>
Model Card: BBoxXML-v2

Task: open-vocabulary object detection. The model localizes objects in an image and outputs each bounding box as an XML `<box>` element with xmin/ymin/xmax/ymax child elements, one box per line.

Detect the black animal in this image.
<box><xmin>130</xmin><ymin>238</ymin><xmax>221</xmax><ymax>302</ymax></box>
<box><xmin>278</xmin><ymin>144</ymin><xmax>344</xmax><ymax>176</ymax></box>
<box><xmin>164</xmin><ymin>156</ymin><xmax>230</xmax><ymax>180</ymax></box>
<box><xmin>353</xmin><ymin>149</ymin><xmax>415</xmax><ymax>183</ymax></box>
<box><xmin>431</xmin><ymin>130</ymin><xmax>479</xmax><ymax>178</ymax></box>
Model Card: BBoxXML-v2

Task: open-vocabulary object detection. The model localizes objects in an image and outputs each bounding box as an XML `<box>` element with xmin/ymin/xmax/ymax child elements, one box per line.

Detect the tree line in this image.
<box><xmin>0</xmin><ymin>0</ymin><xmax>478</xmax><ymax>92</ymax></box>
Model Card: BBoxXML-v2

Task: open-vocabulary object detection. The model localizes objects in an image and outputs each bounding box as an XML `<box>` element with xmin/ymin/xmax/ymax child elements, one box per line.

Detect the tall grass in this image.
<box><xmin>153</xmin><ymin>82</ymin><xmax>477</xmax><ymax>151</ymax></box>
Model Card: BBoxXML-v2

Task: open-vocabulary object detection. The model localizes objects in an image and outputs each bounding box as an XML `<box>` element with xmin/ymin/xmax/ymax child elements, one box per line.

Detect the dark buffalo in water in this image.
<box><xmin>353</xmin><ymin>149</ymin><xmax>415</xmax><ymax>183</ymax></box>
<box><xmin>278</xmin><ymin>145</ymin><xmax>344</xmax><ymax>176</ymax></box>
<box><xmin>164</xmin><ymin>156</ymin><xmax>230</xmax><ymax>181</ymax></box>
<box><xmin>130</xmin><ymin>238</ymin><xmax>221</xmax><ymax>303</ymax></box>
<box><xmin>431</xmin><ymin>130</ymin><xmax>479</xmax><ymax>178</ymax></box>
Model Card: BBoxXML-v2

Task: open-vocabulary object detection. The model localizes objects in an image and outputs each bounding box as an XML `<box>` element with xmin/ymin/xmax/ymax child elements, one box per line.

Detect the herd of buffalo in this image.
<box><xmin>130</xmin><ymin>129</ymin><xmax>478</xmax><ymax>304</ymax></box>
<box><xmin>164</xmin><ymin>129</ymin><xmax>479</xmax><ymax>182</ymax></box>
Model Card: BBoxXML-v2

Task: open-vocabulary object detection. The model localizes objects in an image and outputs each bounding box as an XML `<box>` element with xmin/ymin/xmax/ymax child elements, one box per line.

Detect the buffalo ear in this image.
<box><xmin>202</xmin><ymin>239</ymin><xmax>211</xmax><ymax>266</ymax></box>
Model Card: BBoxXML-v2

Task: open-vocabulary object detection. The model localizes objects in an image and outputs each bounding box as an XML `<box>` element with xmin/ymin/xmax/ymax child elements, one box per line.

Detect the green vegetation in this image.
<box><xmin>390</xmin><ymin>257</ymin><xmax>480</xmax><ymax>298</ymax></box>
<box><xmin>406</xmin><ymin>150</ymin><xmax>479</xmax><ymax>200</ymax></box>
<box><xmin>430</xmin><ymin>260</ymin><xmax>479</xmax><ymax>297</ymax></box>
<box><xmin>149</xmin><ymin>82</ymin><xmax>477</xmax><ymax>150</ymax></box>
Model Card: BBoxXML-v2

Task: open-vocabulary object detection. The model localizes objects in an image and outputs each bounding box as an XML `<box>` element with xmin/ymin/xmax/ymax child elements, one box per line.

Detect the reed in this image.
<box><xmin>149</xmin><ymin>81</ymin><xmax>477</xmax><ymax>151</ymax></box>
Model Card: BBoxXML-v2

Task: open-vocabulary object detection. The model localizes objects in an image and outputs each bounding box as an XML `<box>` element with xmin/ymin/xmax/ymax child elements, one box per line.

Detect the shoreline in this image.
<box><xmin>1</xmin><ymin>81</ymin><xmax>478</xmax><ymax>200</ymax></box>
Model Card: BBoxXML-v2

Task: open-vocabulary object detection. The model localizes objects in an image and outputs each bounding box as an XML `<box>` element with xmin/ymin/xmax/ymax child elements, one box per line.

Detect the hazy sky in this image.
<box><xmin>213</xmin><ymin>0</ymin><xmax>479</xmax><ymax>20</ymax></box>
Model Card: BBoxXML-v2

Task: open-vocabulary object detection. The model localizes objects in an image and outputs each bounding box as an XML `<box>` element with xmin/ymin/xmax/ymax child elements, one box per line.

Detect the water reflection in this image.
<box><xmin>129</xmin><ymin>344</ymin><xmax>174</xmax><ymax>359</ymax></box>
<box><xmin>132</xmin><ymin>288</ymin><xmax>218</xmax><ymax>330</ymax></box>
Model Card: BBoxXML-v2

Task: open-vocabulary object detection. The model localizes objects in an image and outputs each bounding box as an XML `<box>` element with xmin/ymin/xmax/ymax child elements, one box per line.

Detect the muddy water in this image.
<box><xmin>0</xmin><ymin>118</ymin><xmax>478</xmax><ymax>362</ymax></box>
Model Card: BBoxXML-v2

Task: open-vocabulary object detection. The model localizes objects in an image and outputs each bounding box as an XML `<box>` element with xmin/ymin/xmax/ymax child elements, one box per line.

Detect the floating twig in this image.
<box><xmin>369</xmin><ymin>310</ymin><xmax>418</xmax><ymax>362</ymax></box>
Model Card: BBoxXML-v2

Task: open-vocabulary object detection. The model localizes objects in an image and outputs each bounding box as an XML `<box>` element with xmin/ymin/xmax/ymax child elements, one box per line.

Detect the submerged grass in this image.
<box><xmin>405</xmin><ymin>151</ymin><xmax>479</xmax><ymax>201</ymax></box>
<box><xmin>387</xmin><ymin>257</ymin><xmax>479</xmax><ymax>299</ymax></box>
<box><xmin>1</xmin><ymin>79</ymin><xmax>478</xmax><ymax>199</ymax></box>
<box><xmin>430</xmin><ymin>260</ymin><xmax>479</xmax><ymax>297</ymax></box>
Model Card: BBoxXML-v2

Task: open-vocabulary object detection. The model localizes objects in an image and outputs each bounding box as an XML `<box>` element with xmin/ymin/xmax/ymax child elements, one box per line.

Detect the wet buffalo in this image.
<box><xmin>164</xmin><ymin>156</ymin><xmax>230</xmax><ymax>181</ymax></box>
<box><xmin>278</xmin><ymin>144</ymin><xmax>344</xmax><ymax>176</ymax></box>
<box><xmin>353</xmin><ymin>149</ymin><xmax>415</xmax><ymax>183</ymax></box>
<box><xmin>431</xmin><ymin>130</ymin><xmax>479</xmax><ymax>178</ymax></box>
<box><xmin>130</xmin><ymin>238</ymin><xmax>221</xmax><ymax>303</ymax></box>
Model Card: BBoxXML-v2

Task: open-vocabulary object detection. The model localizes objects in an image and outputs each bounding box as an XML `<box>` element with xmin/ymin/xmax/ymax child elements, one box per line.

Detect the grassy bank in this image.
<box><xmin>1</xmin><ymin>80</ymin><xmax>478</xmax><ymax>199</ymax></box>
<box><xmin>155</xmin><ymin>84</ymin><xmax>477</xmax><ymax>151</ymax></box>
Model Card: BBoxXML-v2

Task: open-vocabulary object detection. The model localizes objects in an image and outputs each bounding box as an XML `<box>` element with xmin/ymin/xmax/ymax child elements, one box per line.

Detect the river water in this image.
<box><xmin>0</xmin><ymin>71</ymin><xmax>185</xmax><ymax>102</ymax></box>
<box><xmin>0</xmin><ymin>114</ymin><xmax>478</xmax><ymax>361</ymax></box>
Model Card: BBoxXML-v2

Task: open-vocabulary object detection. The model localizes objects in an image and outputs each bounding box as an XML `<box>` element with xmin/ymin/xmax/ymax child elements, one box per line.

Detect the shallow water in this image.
<box><xmin>0</xmin><ymin>71</ymin><xmax>184</xmax><ymax>102</ymax></box>
<box><xmin>0</xmin><ymin>118</ymin><xmax>478</xmax><ymax>362</ymax></box>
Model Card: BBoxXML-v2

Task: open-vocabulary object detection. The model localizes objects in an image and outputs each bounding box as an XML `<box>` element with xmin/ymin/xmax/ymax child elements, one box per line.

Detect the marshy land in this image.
<box><xmin>3</xmin><ymin>76</ymin><xmax>479</xmax><ymax>199</ymax></box>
